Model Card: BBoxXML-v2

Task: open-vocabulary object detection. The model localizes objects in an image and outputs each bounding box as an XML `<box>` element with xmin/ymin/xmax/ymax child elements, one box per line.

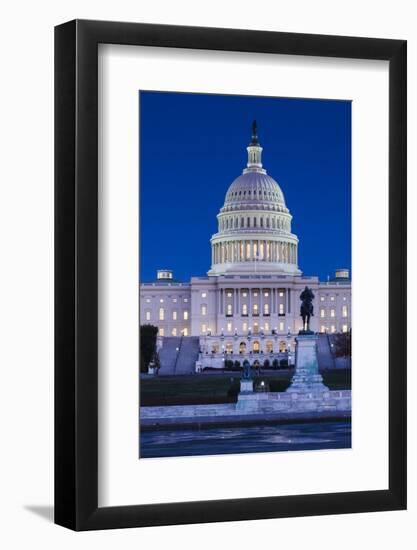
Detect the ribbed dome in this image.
<box><xmin>208</xmin><ymin>121</ymin><xmax>301</xmax><ymax>277</ymax></box>
<box><xmin>224</xmin><ymin>171</ymin><xmax>286</xmax><ymax>209</ymax></box>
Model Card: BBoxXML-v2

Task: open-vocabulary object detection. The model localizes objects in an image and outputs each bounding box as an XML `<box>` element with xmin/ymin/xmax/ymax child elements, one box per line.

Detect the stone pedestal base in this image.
<box><xmin>286</xmin><ymin>334</ymin><xmax>329</xmax><ymax>393</ymax></box>
<box><xmin>240</xmin><ymin>379</ymin><xmax>254</xmax><ymax>393</ymax></box>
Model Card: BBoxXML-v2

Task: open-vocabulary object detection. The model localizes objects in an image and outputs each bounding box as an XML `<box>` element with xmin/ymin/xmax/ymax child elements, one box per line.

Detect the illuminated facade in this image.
<box><xmin>140</xmin><ymin>124</ymin><xmax>351</xmax><ymax>368</ymax></box>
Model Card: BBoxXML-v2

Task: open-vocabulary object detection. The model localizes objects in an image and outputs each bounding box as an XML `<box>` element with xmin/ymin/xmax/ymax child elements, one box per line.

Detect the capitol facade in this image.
<box><xmin>140</xmin><ymin>123</ymin><xmax>351</xmax><ymax>370</ymax></box>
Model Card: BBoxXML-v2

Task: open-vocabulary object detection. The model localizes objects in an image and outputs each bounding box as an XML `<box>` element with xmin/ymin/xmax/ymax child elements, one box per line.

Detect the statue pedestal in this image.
<box><xmin>240</xmin><ymin>379</ymin><xmax>254</xmax><ymax>393</ymax></box>
<box><xmin>286</xmin><ymin>334</ymin><xmax>329</xmax><ymax>394</ymax></box>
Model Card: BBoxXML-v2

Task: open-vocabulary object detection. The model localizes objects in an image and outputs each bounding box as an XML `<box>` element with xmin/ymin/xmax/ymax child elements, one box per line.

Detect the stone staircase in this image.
<box><xmin>316</xmin><ymin>333</ymin><xmax>336</xmax><ymax>370</ymax></box>
<box><xmin>158</xmin><ymin>336</ymin><xmax>200</xmax><ymax>375</ymax></box>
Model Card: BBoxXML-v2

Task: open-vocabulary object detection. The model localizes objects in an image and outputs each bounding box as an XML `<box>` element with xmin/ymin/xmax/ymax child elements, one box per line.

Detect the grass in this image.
<box><xmin>140</xmin><ymin>369</ymin><xmax>351</xmax><ymax>407</ymax></box>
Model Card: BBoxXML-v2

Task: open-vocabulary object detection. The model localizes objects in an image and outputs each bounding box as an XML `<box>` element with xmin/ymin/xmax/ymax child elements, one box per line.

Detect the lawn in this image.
<box><xmin>140</xmin><ymin>369</ymin><xmax>351</xmax><ymax>406</ymax></box>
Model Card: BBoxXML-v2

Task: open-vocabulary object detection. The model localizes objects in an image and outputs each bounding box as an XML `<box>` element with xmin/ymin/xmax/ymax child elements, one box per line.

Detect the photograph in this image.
<box><xmin>139</xmin><ymin>91</ymin><xmax>352</xmax><ymax>459</ymax></box>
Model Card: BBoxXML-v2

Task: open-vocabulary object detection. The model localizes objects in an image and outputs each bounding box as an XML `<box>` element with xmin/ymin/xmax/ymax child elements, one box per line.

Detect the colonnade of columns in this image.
<box><xmin>212</xmin><ymin>240</ymin><xmax>297</xmax><ymax>265</ymax></box>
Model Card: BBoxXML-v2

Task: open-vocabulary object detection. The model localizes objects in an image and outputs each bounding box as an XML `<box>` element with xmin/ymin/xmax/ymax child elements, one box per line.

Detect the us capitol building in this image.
<box><xmin>140</xmin><ymin>123</ymin><xmax>351</xmax><ymax>371</ymax></box>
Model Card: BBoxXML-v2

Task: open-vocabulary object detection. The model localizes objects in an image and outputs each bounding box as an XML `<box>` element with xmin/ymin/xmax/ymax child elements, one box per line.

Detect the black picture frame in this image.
<box><xmin>55</xmin><ymin>19</ymin><xmax>407</xmax><ymax>531</ymax></box>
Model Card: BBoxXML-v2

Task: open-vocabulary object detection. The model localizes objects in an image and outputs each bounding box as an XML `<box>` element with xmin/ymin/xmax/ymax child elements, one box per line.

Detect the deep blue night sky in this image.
<box><xmin>139</xmin><ymin>91</ymin><xmax>351</xmax><ymax>282</ymax></box>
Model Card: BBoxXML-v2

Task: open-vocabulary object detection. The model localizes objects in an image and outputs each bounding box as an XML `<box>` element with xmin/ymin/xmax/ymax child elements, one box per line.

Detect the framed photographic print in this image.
<box><xmin>55</xmin><ymin>20</ymin><xmax>407</xmax><ymax>530</ymax></box>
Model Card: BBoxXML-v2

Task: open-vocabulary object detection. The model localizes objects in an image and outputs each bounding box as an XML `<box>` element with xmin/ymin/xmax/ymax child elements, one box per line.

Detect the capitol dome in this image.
<box><xmin>208</xmin><ymin>121</ymin><xmax>301</xmax><ymax>276</ymax></box>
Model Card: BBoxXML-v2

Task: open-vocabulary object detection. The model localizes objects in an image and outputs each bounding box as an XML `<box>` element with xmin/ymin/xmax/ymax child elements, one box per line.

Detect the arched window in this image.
<box><xmin>279</xmin><ymin>341</ymin><xmax>287</xmax><ymax>352</ymax></box>
<box><xmin>253</xmin><ymin>340</ymin><xmax>260</xmax><ymax>353</ymax></box>
<box><xmin>239</xmin><ymin>341</ymin><xmax>247</xmax><ymax>353</ymax></box>
<box><xmin>266</xmin><ymin>340</ymin><xmax>273</xmax><ymax>353</ymax></box>
<box><xmin>225</xmin><ymin>341</ymin><xmax>233</xmax><ymax>354</ymax></box>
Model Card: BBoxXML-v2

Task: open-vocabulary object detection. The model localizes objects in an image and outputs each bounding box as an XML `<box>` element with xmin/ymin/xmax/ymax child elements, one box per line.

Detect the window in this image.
<box><xmin>201</xmin><ymin>304</ymin><xmax>207</xmax><ymax>316</ymax></box>
<box><xmin>184</xmin><ymin>298</ymin><xmax>188</xmax><ymax>302</ymax></box>
<box><xmin>253</xmin><ymin>323</ymin><xmax>259</xmax><ymax>334</ymax></box>
<box><xmin>253</xmin><ymin>303</ymin><xmax>259</xmax><ymax>315</ymax></box>
<box><xmin>320</xmin><ymin>308</ymin><xmax>325</xmax><ymax>318</ymax></box>
<box><xmin>279</xmin><ymin>321</ymin><xmax>284</xmax><ymax>331</ymax></box>
<box><xmin>320</xmin><ymin>325</ymin><xmax>326</xmax><ymax>333</ymax></box>
<box><xmin>279</xmin><ymin>291</ymin><xmax>284</xmax><ymax>297</ymax></box>
<box><xmin>159</xmin><ymin>298</ymin><xmax>164</xmax><ymax>303</ymax></box>
<box><xmin>159</xmin><ymin>328</ymin><xmax>164</xmax><ymax>336</ymax></box>
<box><xmin>330</xmin><ymin>296</ymin><xmax>335</xmax><ymax>301</ymax></box>
<box><xmin>279</xmin><ymin>341</ymin><xmax>287</xmax><ymax>352</ymax></box>
<box><xmin>330</xmin><ymin>309</ymin><xmax>335</xmax><ymax>318</ymax></box>
<box><xmin>342</xmin><ymin>305</ymin><xmax>348</xmax><ymax>317</ymax></box>
<box><xmin>171</xmin><ymin>328</ymin><xmax>177</xmax><ymax>336</ymax></box>
<box><xmin>239</xmin><ymin>341</ymin><xmax>246</xmax><ymax>353</ymax></box>
<box><xmin>320</xmin><ymin>296</ymin><xmax>325</xmax><ymax>302</ymax></box>
<box><xmin>279</xmin><ymin>303</ymin><xmax>285</xmax><ymax>315</ymax></box>
<box><xmin>227</xmin><ymin>322</ymin><xmax>232</xmax><ymax>332</ymax></box>
<box><xmin>201</xmin><ymin>324</ymin><xmax>207</xmax><ymax>333</ymax></box>
<box><xmin>183</xmin><ymin>310</ymin><xmax>189</xmax><ymax>320</ymax></box>
<box><xmin>264</xmin><ymin>292</ymin><xmax>269</xmax><ymax>297</ymax></box>
<box><xmin>172</xmin><ymin>310</ymin><xmax>177</xmax><ymax>321</ymax></box>
<box><xmin>263</xmin><ymin>303</ymin><xmax>269</xmax><ymax>315</ymax></box>
<box><xmin>159</xmin><ymin>307</ymin><xmax>165</xmax><ymax>321</ymax></box>
<box><xmin>242</xmin><ymin>292</ymin><xmax>247</xmax><ymax>297</ymax></box>
<box><xmin>145</xmin><ymin>298</ymin><xmax>151</xmax><ymax>303</ymax></box>
<box><xmin>201</xmin><ymin>292</ymin><xmax>207</xmax><ymax>298</ymax></box>
<box><xmin>242</xmin><ymin>304</ymin><xmax>248</xmax><ymax>316</ymax></box>
<box><xmin>182</xmin><ymin>328</ymin><xmax>188</xmax><ymax>336</ymax></box>
<box><xmin>266</xmin><ymin>341</ymin><xmax>273</xmax><ymax>353</ymax></box>
<box><xmin>226</xmin><ymin>342</ymin><xmax>233</xmax><ymax>353</ymax></box>
<box><xmin>343</xmin><ymin>296</ymin><xmax>347</xmax><ymax>301</ymax></box>
<box><xmin>227</xmin><ymin>292</ymin><xmax>232</xmax><ymax>298</ymax></box>
<box><xmin>330</xmin><ymin>325</ymin><xmax>336</xmax><ymax>333</ymax></box>
<box><xmin>242</xmin><ymin>322</ymin><xmax>248</xmax><ymax>332</ymax></box>
<box><xmin>226</xmin><ymin>304</ymin><xmax>233</xmax><ymax>316</ymax></box>
<box><xmin>254</xmin><ymin>292</ymin><xmax>258</xmax><ymax>297</ymax></box>
<box><xmin>264</xmin><ymin>322</ymin><xmax>269</xmax><ymax>331</ymax></box>
<box><xmin>342</xmin><ymin>324</ymin><xmax>348</xmax><ymax>333</ymax></box>
<box><xmin>253</xmin><ymin>340</ymin><xmax>260</xmax><ymax>352</ymax></box>
<box><xmin>212</xmin><ymin>343</ymin><xmax>220</xmax><ymax>353</ymax></box>
<box><xmin>145</xmin><ymin>310</ymin><xmax>151</xmax><ymax>321</ymax></box>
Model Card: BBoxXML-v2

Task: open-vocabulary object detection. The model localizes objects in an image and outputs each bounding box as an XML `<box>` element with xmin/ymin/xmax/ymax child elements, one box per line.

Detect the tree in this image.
<box><xmin>233</xmin><ymin>360</ymin><xmax>241</xmax><ymax>369</ymax></box>
<box><xmin>272</xmin><ymin>358</ymin><xmax>279</xmax><ymax>369</ymax></box>
<box><xmin>333</xmin><ymin>330</ymin><xmax>352</xmax><ymax>357</ymax></box>
<box><xmin>140</xmin><ymin>324</ymin><xmax>158</xmax><ymax>373</ymax></box>
<box><xmin>263</xmin><ymin>359</ymin><xmax>270</xmax><ymax>368</ymax></box>
<box><xmin>224</xmin><ymin>359</ymin><xmax>234</xmax><ymax>369</ymax></box>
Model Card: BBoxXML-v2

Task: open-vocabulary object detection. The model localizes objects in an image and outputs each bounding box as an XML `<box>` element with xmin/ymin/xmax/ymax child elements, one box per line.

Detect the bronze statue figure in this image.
<box><xmin>300</xmin><ymin>286</ymin><xmax>315</xmax><ymax>333</ymax></box>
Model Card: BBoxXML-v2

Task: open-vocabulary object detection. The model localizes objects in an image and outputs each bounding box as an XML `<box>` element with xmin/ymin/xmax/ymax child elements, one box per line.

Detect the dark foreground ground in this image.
<box><xmin>140</xmin><ymin>369</ymin><xmax>351</xmax><ymax>407</ymax></box>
